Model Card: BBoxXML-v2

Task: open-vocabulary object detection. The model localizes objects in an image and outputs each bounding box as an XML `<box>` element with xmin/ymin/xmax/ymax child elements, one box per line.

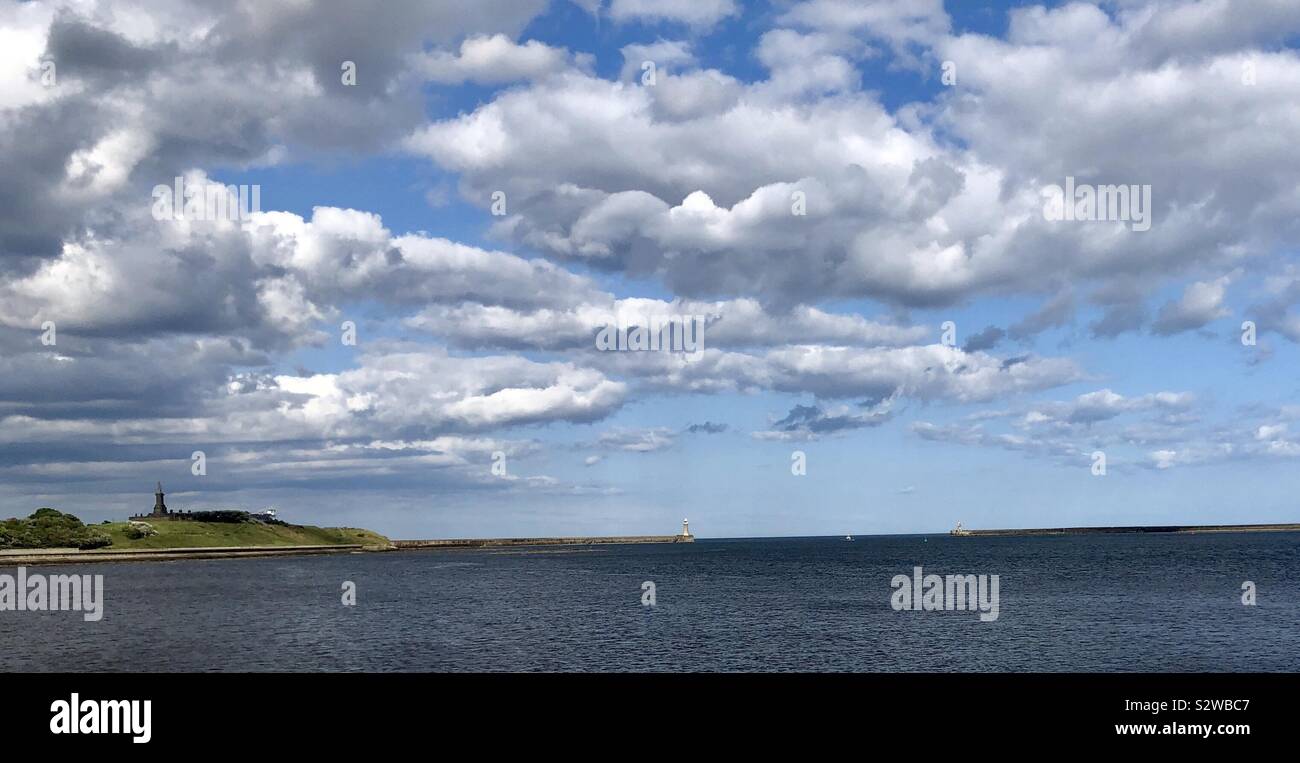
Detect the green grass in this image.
<box><xmin>99</xmin><ymin>520</ymin><xmax>390</xmax><ymax>550</ymax></box>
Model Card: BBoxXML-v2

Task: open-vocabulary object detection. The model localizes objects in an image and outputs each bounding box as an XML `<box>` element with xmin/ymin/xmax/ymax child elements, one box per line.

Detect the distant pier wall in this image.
<box><xmin>956</xmin><ymin>523</ymin><xmax>1300</xmax><ymax>537</ymax></box>
<box><xmin>394</xmin><ymin>535</ymin><xmax>693</xmax><ymax>550</ymax></box>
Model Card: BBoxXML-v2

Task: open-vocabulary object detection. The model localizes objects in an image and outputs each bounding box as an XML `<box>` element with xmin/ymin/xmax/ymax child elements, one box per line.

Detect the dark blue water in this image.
<box><xmin>3</xmin><ymin>533</ymin><xmax>1298</xmax><ymax>671</ymax></box>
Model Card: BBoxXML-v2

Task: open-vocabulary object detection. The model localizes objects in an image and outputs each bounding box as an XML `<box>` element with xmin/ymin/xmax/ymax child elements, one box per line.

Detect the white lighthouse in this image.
<box><xmin>680</xmin><ymin>518</ymin><xmax>691</xmax><ymax>537</ymax></box>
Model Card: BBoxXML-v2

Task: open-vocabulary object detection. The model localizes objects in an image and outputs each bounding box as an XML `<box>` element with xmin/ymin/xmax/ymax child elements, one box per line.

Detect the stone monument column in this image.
<box><xmin>153</xmin><ymin>481</ymin><xmax>168</xmax><ymax>516</ymax></box>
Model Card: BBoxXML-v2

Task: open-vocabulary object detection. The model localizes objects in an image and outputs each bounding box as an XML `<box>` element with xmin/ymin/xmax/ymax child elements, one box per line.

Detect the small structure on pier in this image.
<box><xmin>680</xmin><ymin>518</ymin><xmax>692</xmax><ymax>538</ymax></box>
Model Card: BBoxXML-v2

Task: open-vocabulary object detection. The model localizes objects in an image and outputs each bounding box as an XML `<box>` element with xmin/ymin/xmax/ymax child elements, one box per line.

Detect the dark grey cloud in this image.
<box><xmin>44</xmin><ymin>16</ymin><xmax>166</xmax><ymax>80</ymax></box>
<box><xmin>686</xmin><ymin>421</ymin><xmax>727</xmax><ymax>434</ymax></box>
<box><xmin>0</xmin><ymin>335</ymin><xmax>264</xmax><ymax>420</ymax></box>
<box><xmin>962</xmin><ymin>325</ymin><xmax>1005</xmax><ymax>352</ymax></box>
<box><xmin>1090</xmin><ymin>302</ymin><xmax>1147</xmax><ymax>339</ymax></box>
<box><xmin>757</xmin><ymin>401</ymin><xmax>892</xmax><ymax>440</ymax></box>
<box><xmin>1009</xmin><ymin>291</ymin><xmax>1075</xmax><ymax>340</ymax></box>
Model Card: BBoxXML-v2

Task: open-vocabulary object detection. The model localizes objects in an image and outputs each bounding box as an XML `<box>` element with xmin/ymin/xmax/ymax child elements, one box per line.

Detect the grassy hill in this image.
<box><xmin>100</xmin><ymin>520</ymin><xmax>390</xmax><ymax>550</ymax></box>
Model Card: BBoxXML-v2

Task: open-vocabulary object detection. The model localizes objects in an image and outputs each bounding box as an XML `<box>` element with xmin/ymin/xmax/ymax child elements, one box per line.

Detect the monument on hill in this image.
<box><xmin>150</xmin><ymin>481</ymin><xmax>169</xmax><ymax>517</ymax></box>
<box><xmin>129</xmin><ymin>482</ymin><xmax>183</xmax><ymax>521</ymax></box>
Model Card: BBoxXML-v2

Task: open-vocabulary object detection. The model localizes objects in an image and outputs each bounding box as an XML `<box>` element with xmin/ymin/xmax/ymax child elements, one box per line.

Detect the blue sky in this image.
<box><xmin>2</xmin><ymin>0</ymin><xmax>1299</xmax><ymax>538</ymax></box>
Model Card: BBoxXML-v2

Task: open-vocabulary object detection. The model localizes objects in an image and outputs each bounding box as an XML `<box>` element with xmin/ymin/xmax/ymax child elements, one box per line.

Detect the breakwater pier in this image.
<box><xmin>394</xmin><ymin>534</ymin><xmax>693</xmax><ymax>550</ymax></box>
<box><xmin>397</xmin><ymin>518</ymin><xmax>696</xmax><ymax>550</ymax></box>
<box><xmin>951</xmin><ymin>522</ymin><xmax>1300</xmax><ymax>537</ymax></box>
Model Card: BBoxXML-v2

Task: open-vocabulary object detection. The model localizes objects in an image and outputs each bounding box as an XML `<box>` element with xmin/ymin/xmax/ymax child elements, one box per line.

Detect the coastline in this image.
<box><xmin>3</xmin><ymin>498</ymin><xmax>697</xmax><ymax>565</ymax></box>
<box><xmin>0</xmin><ymin>543</ymin><xmax>386</xmax><ymax>566</ymax></box>
<box><xmin>0</xmin><ymin>534</ymin><xmax>696</xmax><ymax>566</ymax></box>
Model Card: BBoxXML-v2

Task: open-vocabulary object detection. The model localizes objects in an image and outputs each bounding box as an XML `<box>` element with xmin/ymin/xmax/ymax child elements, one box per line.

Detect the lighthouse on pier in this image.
<box><xmin>680</xmin><ymin>518</ymin><xmax>692</xmax><ymax>538</ymax></box>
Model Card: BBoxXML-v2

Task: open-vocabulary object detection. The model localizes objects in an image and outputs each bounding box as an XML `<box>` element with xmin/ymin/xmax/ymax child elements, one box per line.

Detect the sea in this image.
<box><xmin>3</xmin><ymin>532</ymin><xmax>1298</xmax><ymax>672</ymax></box>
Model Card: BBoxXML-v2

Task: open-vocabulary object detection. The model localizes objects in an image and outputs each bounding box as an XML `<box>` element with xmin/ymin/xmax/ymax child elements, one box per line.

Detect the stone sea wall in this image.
<box><xmin>394</xmin><ymin>535</ymin><xmax>694</xmax><ymax>549</ymax></box>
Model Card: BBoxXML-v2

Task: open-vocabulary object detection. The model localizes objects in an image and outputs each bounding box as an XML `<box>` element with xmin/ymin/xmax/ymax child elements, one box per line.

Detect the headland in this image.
<box><xmin>0</xmin><ymin>483</ymin><xmax>393</xmax><ymax>566</ymax></box>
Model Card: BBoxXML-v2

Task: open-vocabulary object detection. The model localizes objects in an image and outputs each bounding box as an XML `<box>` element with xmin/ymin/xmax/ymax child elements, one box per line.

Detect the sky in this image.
<box><xmin>1</xmin><ymin>0</ymin><xmax>1299</xmax><ymax>539</ymax></box>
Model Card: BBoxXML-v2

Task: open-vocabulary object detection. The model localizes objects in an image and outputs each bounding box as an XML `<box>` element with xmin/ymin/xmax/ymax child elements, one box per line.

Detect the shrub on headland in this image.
<box><xmin>124</xmin><ymin>521</ymin><xmax>158</xmax><ymax>539</ymax></box>
<box><xmin>187</xmin><ymin>510</ymin><xmax>252</xmax><ymax>524</ymax></box>
<box><xmin>0</xmin><ymin>508</ymin><xmax>113</xmax><ymax>550</ymax></box>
